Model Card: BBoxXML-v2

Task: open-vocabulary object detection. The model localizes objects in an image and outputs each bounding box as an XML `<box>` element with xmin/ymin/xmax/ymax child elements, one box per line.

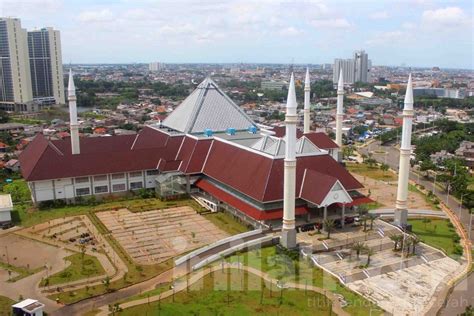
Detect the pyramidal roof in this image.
<box><xmin>162</xmin><ymin>77</ymin><xmax>256</xmax><ymax>134</ymax></box>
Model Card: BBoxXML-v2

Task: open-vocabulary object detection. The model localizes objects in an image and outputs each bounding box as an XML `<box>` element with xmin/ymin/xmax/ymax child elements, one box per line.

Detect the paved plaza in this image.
<box><xmin>96</xmin><ymin>206</ymin><xmax>229</xmax><ymax>264</ymax></box>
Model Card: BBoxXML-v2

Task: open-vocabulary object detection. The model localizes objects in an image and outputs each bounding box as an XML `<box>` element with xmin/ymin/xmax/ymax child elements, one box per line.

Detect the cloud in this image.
<box><xmin>365</xmin><ymin>31</ymin><xmax>406</xmax><ymax>45</ymax></box>
<box><xmin>422</xmin><ymin>6</ymin><xmax>470</xmax><ymax>28</ymax></box>
<box><xmin>78</xmin><ymin>9</ymin><xmax>115</xmax><ymax>23</ymax></box>
<box><xmin>369</xmin><ymin>11</ymin><xmax>389</xmax><ymax>20</ymax></box>
<box><xmin>279</xmin><ymin>26</ymin><xmax>303</xmax><ymax>37</ymax></box>
<box><xmin>310</xmin><ymin>18</ymin><xmax>351</xmax><ymax>29</ymax></box>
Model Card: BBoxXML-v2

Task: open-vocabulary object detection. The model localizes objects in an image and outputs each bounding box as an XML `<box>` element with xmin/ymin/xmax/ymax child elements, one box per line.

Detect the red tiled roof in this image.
<box><xmin>176</xmin><ymin>137</ymin><xmax>213</xmax><ymax>174</ymax></box>
<box><xmin>303</xmin><ymin>132</ymin><xmax>339</xmax><ymax>149</ymax></box>
<box><xmin>203</xmin><ymin>139</ymin><xmax>362</xmax><ymax>203</ymax></box>
<box><xmin>19</xmin><ymin>126</ymin><xmax>184</xmax><ymax>181</ymax></box>
<box><xmin>195</xmin><ymin>179</ymin><xmax>308</xmax><ymax>220</ymax></box>
<box><xmin>272</xmin><ymin>126</ymin><xmax>304</xmax><ymax>138</ymax></box>
<box><xmin>299</xmin><ymin>170</ymin><xmax>337</xmax><ymax>205</ymax></box>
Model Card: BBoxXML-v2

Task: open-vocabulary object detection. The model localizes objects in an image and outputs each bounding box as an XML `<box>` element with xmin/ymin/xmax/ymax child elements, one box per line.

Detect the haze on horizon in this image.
<box><xmin>1</xmin><ymin>0</ymin><xmax>473</xmax><ymax>69</ymax></box>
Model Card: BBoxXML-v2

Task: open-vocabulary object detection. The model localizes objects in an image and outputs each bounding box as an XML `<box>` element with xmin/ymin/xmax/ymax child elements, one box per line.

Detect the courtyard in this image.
<box><xmin>96</xmin><ymin>206</ymin><xmax>229</xmax><ymax>264</ymax></box>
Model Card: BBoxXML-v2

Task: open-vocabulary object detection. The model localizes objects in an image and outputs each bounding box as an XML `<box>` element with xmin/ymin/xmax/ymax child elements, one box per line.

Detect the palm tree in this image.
<box><xmin>352</xmin><ymin>242</ymin><xmax>366</xmax><ymax>260</ymax></box>
<box><xmin>324</xmin><ymin>219</ymin><xmax>335</xmax><ymax>239</ymax></box>
<box><xmin>366</xmin><ymin>247</ymin><xmax>375</xmax><ymax>266</ymax></box>
<box><xmin>357</xmin><ymin>205</ymin><xmax>369</xmax><ymax>231</ymax></box>
<box><xmin>411</xmin><ymin>236</ymin><xmax>421</xmax><ymax>255</ymax></box>
<box><xmin>368</xmin><ymin>214</ymin><xmax>377</xmax><ymax>230</ymax></box>
<box><xmin>390</xmin><ymin>235</ymin><xmax>402</xmax><ymax>251</ymax></box>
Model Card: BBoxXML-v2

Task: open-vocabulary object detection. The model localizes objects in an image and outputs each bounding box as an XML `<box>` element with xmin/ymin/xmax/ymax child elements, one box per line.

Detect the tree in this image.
<box><xmin>357</xmin><ymin>205</ymin><xmax>369</xmax><ymax>231</ymax></box>
<box><xmin>323</xmin><ymin>219</ymin><xmax>335</xmax><ymax>239</ymax></box>
<box><xmin>368</xmin><ymin>214</ymin><xmax>377</xmax><ymax>230</ymax></box>
<box><xmin>380</xmin><ymin>163</ymin><xmax>389</xmax><ymax>174</ymax></box>
<box><xmin>411</xmin><ymin>235</ymin><xmax>421</xmax><ymax>255</ymax></box>
<box><xmin>352</xmin><ymin>242</ymin><xmax>366</xmax><ymax>260</ymax></box>
<box><xmin>365</xmin><ymin>247</ymin><xmax>375</xmax><ymax>266</ymax></box>
<box><xmin>390</xmin><ymin>235</ymin><xmax>403</xmax><ymax>251</ymax></box>
<box><xmin>103</xmin><ymin>276</ymin><xmax>111</xmax><ymax>292</ymax></box>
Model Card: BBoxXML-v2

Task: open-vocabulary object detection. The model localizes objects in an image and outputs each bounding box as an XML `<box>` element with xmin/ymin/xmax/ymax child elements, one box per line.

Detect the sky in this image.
<box><xmin>1</xmin><ymin>0</ymin><xmax>473</xmax><ymax>68</ymax></box>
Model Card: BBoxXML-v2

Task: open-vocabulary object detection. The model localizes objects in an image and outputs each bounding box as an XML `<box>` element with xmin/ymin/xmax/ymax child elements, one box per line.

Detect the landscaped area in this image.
<box><xmin>225</xmin><ymin>246</ymin><xmax>383</xmax><ymax>316</ymax></box>
<box><xmin>346</xmin><ymin>162</ymin><xmax>396</xmax><ymax>181</ymax></box>
<box><xmin>40</xmin><ymin>253</ymin><xmax>105</xmax><ymax>287</ymax></box>
<box><xmin>118</xmin><ymin>268</ymin><xmax>336</xmax><ymax>316</ymax></box>
<box><xmin>408</xmin><ymin>218</ymin><xmax>463</xmax><ymax>257</ymax></box>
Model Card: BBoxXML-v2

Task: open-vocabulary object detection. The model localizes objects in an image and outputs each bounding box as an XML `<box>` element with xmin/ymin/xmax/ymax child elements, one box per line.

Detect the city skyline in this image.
<box><xmin>1</xmin><ymin>0</ymin><xmax>472</xmax><ymax>69</ymax></box>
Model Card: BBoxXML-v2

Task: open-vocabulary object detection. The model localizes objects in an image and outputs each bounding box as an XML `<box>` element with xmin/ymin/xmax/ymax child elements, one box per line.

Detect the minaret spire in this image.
<box><xmin>68</xmin><ymin>69</ymin><xmax>80</xmax><ymax>155</ymax></box>
<box><xmin>303</xmin><ymin>68</ymin><xmax>311</xmax><ymax>134</ymax></box>
<box><xmin>281</xmin><ymin>73</ymin><xmax>297</xmax><ymax>249</ymax></box>
<box><xmin>394</xmin><ymin>74</ymin><xmax>414</xmax><ymax>227</ymax></box>
<box><xmin>335</xmin><ymin>69</ymin><xmax>344</xmax><ymax>153</ymax></box>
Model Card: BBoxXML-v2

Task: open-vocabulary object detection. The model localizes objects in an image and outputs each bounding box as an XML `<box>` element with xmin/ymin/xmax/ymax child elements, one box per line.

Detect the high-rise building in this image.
<box><xmin>149</xmin><ymin>62</ymin><xmax>163</xmax><ymax>72</ymax></box>
<box><xmin>28</xmin><ymin>27</ymin><xmax>65</xmax><ymax>106</ymax></box>
<box><xmin>333</xmin><ymin>59</ymin><xmax>355</xmax><ymax>84</ymax></box>
<box><xmin>333</xmin><ymin>50</ymin><xmax>370</xmax><ymax>85</ymax></box>
<box><xmin>354</xmin><ymin>50</ymin><xmax>369</xmax><ymax>83</ymax></box>
<box><xmin>0</xmin><ymin>18</ymin><xmax>33</xmax><ymax>111</ymax></box>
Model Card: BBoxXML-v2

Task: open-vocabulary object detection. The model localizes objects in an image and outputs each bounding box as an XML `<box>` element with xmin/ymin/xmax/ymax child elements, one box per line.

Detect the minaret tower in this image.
<box><xmin>281</xmin><ymin>73</ymin><xmax>298</xmax><ymax>249</ymax></box>
<box><xmin>335</xmin><ymin>69</ymin><xmax>344</xmax><ymax>148</ymax></box>
<box><xmin>303</xmin><ymin>68</ymin><xmax>311</xmax><ymax>134</ymax></box>
<box><xmin>68</xmin><ymin>69</ymin><xmax>80</xmax><ymax>155</ymax></box>
<box><xmin>394</xmin><ymin>74</ymin><xmax>414</xmax><ymax>227</ymax></box>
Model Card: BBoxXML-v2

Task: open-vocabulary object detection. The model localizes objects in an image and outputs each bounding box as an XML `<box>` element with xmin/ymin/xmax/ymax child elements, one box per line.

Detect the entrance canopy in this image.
<box><xmin>299</xmin><ymin>169</ymin><xmax>352</xmax><ymax>207</ymax></box>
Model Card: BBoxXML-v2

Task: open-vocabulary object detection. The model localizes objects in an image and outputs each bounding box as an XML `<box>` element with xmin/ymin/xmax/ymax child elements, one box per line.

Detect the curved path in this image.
<box><xmin>95</xmin><ymin>263</ymin><xmax>350</xmax><ymax>316</ymax></box>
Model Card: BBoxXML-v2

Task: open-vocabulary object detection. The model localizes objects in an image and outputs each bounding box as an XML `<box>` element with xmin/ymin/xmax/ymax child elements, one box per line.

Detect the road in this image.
<box><xmin>359</xmin><ymin>140</ymin><xmax>474</xmax><ymax>315</ymax></box>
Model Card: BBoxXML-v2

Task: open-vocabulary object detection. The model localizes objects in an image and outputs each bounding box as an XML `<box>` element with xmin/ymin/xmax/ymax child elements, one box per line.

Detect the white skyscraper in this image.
<box><xmin>0</xmin><ymin>18</ymin><xmax>33</xmax><ymax>111</ymax></box>
<box><xmin>333</xmin><ymin>59</ymin><xmax>355</xmax><ymax>84</ymax></box>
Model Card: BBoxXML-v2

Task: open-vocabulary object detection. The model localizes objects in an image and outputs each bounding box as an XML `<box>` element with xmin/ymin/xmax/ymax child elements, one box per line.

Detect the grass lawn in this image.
<box><xmin>0</xmin><ymin>296</ymin><xmax>15</xmax><ymax>316</ymax></box>
<box><xmin>203</xmin><ymin>212</ymin><xmax>250</xmax><ymax>235</ymax></box>
<box><xmin>225</xmin><ymin>247</ymin><xmax>383</xmax><ymax>316</ymax></box>
<box><xmin>408</xmin><ymin>218</ymin><xmax>462</xmax><ymax>258</ymax></box>
<box><xmin>40</xmin><ymin>253</ymin><xmax>105</xmax><ymax>287</ymax></box>
<box><xmin>118</xmin><ymin>269</ymin><xmax>336</xmax><ymax>316</ymax></box>
<box><xmin>346</xmin><ymin>163</ymin><xmax>396</xmax><ymax>181</ymax></box>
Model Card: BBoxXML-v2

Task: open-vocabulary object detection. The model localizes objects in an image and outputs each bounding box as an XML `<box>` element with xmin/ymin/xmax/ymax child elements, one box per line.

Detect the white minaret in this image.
<box><xmin>394</xmin><ymin>74</ymin><xmax>414</xmax><ymax>227</ymax></box>
<box><xmin>68</xmin><ymin>69</ymin><xmax>80</xmax><ymax>155</ymax></box>
<box><xmin>281</xmin><ymin>73</ymin><xmax>297</xmax><ymax>249</ymax></box>
<box><xmin>303</xmin><ymin>68</ymin><xmax>311</xmax><ymax>134</ymax></box>
<box><xmin>335</xmin><ymin>69</ymin><xmax>344</xmax><ymax>148</ymax></box>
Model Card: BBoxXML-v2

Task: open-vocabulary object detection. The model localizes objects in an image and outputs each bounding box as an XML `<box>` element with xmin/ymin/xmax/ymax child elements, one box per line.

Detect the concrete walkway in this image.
<box><xmin>371</xmin><ymin>208</ymin><xmax>447</xmax><ymax>218</ymax></box>
<box><xmin>95</xmin><ymin>263</ymin><xmax>350</xmax><ymax>316</ymax></box>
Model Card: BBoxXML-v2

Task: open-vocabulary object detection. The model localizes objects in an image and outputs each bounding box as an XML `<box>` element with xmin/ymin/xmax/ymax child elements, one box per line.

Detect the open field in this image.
<box><xmin>346</xmin><ymin>163</ymin><xmax>397</xmax><ymax>181</ymax></box>
<box><xmin>408</xmin><ymin>218</ymin><xmax>462</xmax><ymax>257</ymax></box>
<box><xmin>118</xmin><ymin>269</ymin><xmax>336</xmax><ymax>316</ymax></box>
<box><xmin>40</xmin><ymin>253</ymin><xmax>105</xmax><ymax>287</ymax></box>
<box><xmin>0</xmin><ymin>234</ymin><xmax>70</xmax><ymax>271</ymax></box>
<box><xmin>96</xmin><ymin>206</ymin><xmax>229</xmax><ymax>264</ymax></box>
<box><xmin>203</xmin><ymin>211</ymin><xmax>250</xmax><ymax>235</ymax></box>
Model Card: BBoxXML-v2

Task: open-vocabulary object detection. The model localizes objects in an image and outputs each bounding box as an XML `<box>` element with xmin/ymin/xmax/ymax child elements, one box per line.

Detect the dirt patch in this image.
<box><xmin>96</xmin><ymin>206</ymin><xmax>229</xmax><ymax>264</ymax></box>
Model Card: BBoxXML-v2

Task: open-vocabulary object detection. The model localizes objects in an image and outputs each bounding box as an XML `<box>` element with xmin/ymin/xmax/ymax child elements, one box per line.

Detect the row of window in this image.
<box><xmin>75</xmin><ymin>181</ymin><xmax>144</xmax><ymax>196</ymax></box>
<box><xmin>74</xmin><ymin>170</ymin><xmax>158</xmax><ymax>184</ymax></box>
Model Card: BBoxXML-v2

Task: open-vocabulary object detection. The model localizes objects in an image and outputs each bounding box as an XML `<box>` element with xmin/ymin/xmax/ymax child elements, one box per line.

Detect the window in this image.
<box><xmin>130</xmin><ymin>182</ymin><xmax>143</xmax><ymax>190</ymax></box>
<box><xmin>146</xmin><ymin>170</ymin><xmax>159</xmax><ymax>176</ymax></box>
<box><xmin>129</xmin><ymin>171</ymin><xmax>142</xmax><ymax>178</ymax></box>
<box><xmin>94</xmin><ymin>175</ymin><xmax>107</xmax><ymax>182</ymax></box>
<box><xmin>76</xmin><ymin>187</ymin><xmax>90</xmax><ymax>196</ymax></box>
<box><xmin>94</xmin><ymin>185</ymin><xmax>108</xmax><ymax>194</ymax></box>
<box><xmin>75</xmin><ymin>177</ymin><xmax>89</xmax><ymax>184</ymax></box>
<box><xmin>112</xmin><ymin>173</ymin><xmax>124</xmax><ymax>180</ymax></box>
<box><xmin>112</xmin><ymin>183</ymin><xmax>126</xmax><ymax>192</ymax></box>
